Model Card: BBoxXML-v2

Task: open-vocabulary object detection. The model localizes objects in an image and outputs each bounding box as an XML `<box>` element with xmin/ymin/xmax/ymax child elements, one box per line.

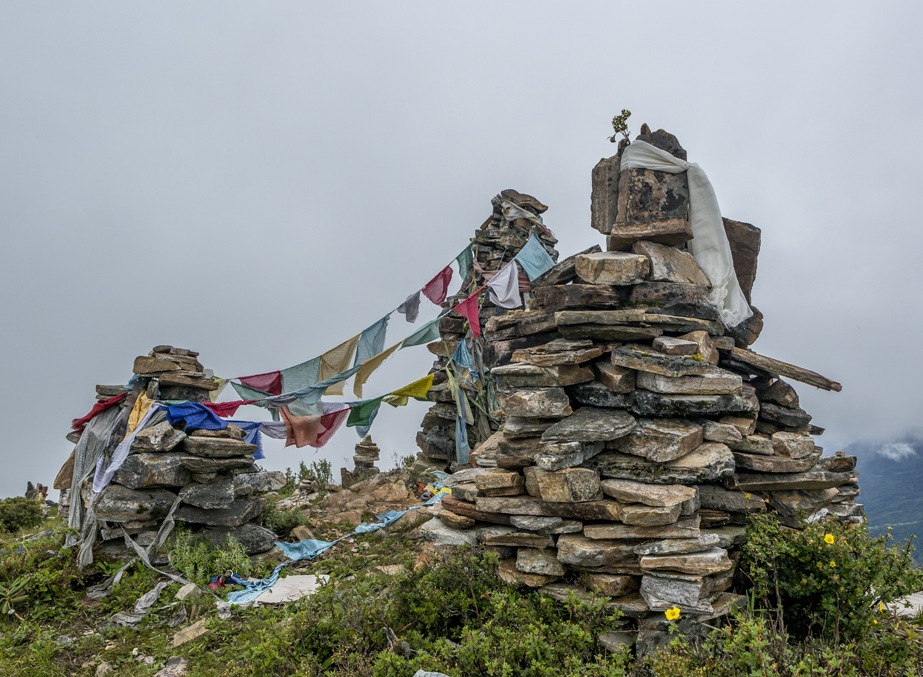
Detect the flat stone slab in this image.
<box><xmin>697</xmin><ymin>484</ymin><xmax>766</xmax><ymax>514</ymax></box>
<box><xmin>699</xmin><ymin>419</ymin><xmax>743</xmax><ymax>445</ymax></box>
<box><xmin>640</xmin><ymin>547</ymin><xmax>733</xmax><ymax>576</ymax></box>
<box><xmin>112</xmin><ymin>453</ymin><xmax>191</xmax><ymax>489</ymax></box>
<box><xmin>535</xmin><ymin>441</ymin><xmax>605</xmax><ymax>471</ymax></box>
<box><xmin>633</xmin><ymin>240</ymin><xmax>710</xmax><ymax>286</ymax></box>
<box><xmin>482</xmin><ymin>531</ymin><xmax>554</xmax><ymax>549</ymax></box>
<box><xmin>575</xmin><ymin>252</ymin><xmax>650</xmax><ymax>286</ymax></box>
<box><xmin>651</xmin><ymin>336</ymin><xmax>699</xmax><ymax>355</ymax></box>
<box><xmin>584</xmin><ymin>515</ymin><xmax>701</xmax><ymax>540</ymax></box>
<box><xmin>541</xmin><ymin>407</ymin><xmax>636</xmax><ymax>443</ymax></box>
<box><xmin>498</xmin><ymin>558</ymin><xmax>559</xmax><ymax>588</ymax></box>
<box><xmin>474</xmin><ymin>470</ymin><xmax>525</xmax><ymax>491</ymax></box>
<box><xmin>179</xmin><ymin>479</ymin><xmax>235</xmax><ymax>509</ymax></box>
<box><xmin>586</xmin><ymin>443</ymin><xmax>735</xmax><ymax>485</ymax></box>
<box><xmin>729</xmin><ymin>347</ymin><xmax>842</xmax><ymax>392</ymax></box>
<box><xmin>95</xmin><ymin>485</ymin><xmax>178</xmax><ymax>522</ymax></box>
<box><xmin>490</xmin><ymin>363</ymin><xmax>594</xmax><ymax>388</ymax></box>
<box><xmin>132</xmin><ymin>421</ymin><xmax>187</xmax><ymax>452</ymax></box>
<box><xmin>637</xmin><ymin>365</ymin><xmax>742</xmax><ymax>395</ymax></box>
<box><xmin>732</xmin><ymin>449</ymin><xmax>821</xmax><ymax>474</ymax></box>
<box><xmin>568</xmin><ymin>382</ymin><xmax>633</xmax><ymax>408</ymax></box>
<box><xmin>620</xmin><ymin>503</ymin><xmax>681</xmax><ymax>527</ymax></box>
<box><xmin>611</xmin><ymin>344</ymin><xmax>708</xmax><ymax>377</ymax></box>
<box><xmin>594</xmin><ymin>363</ymin><xmax>637</xmax><ymax>393</ymax></box>
<box><xmin>175</xmin><ymin>498</ymin><xmax>262</xmax><ymax>527</ymax></box>
<box><xmin>254</xmin><ymin>575</ymin><xmax>330</xmax><ymax>605</ymax></box>
<box><xmin>641</xmin><ymin>572</ymin><xmax>714</xmax><ymax>613</ymax></box>
<box><xmin>178</xmin><ymin>455</ymin><xmax>255</xmax><ymax>474</ymax></box>
<box><xmin>771</xmin><ymin>431</ymin><xmax>816</xmax><ymax>459</ymax></box>
<box><xmin>420</xmin><ymin>517</ymin><xmax>478</xmax><ymax>546</ymax></box>
<box><xmin>630</xmin><ymin>389</ymin><xmax>760</xmax><ymax>417</ymax></box>
<box><xmin>729</xmin><ymin>434</ymin><xmax>774</xmax><ymax>455</ymax></box>
<box><xmin>517</xmin><ymin>548</ymin><xmax>565</xmax><ymax>576</ymax></box>
<box><xmin>610</xmin><ymin>418</ymin><xmax>703</xmax><ymax>462</ymax></box>
<box><xmin>181</xmin><ymin>437</ymin><xmax>257</xmax><ymax>458</ymax></box>
<box><xmin>633</xmin><ymin>534</ymin><xmax>721</xmax><ymax>556</ymax></box>
<box><xmin>556</xmin><ymin>535</ymin><xmax>641</xmax><ymax>567</ymax></box>
<box><xmin>498</xmin><ymin>387</ymin><xmax>573</xmax><ymax>418</ymax></box>
<box><xmin>476</xmin><ymin>495</ymin><xmax>622</xmax><ymax>522</ymax></box>
<box><xmin>584</xmin><ymin>573</ymin><xmax>640</xmax><ymax>597</ymax></box>
<box><xmin>600</xmin><ymin>478</ymin><xmax>697</xmax><ymax>507</ymax></box>
<box><xmin>532</xmin><ymin>467</ymin><xmax>602</xmax><ymax>503</ymax></box>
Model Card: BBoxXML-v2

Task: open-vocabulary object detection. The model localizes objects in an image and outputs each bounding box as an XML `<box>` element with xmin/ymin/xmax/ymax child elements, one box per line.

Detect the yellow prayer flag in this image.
<box><xmin>125</xmin><ymin>393</ymin><xmax>155</xmax><ymax>438</ymax></box>
<box><xmin>321</xmin><ymin>334</ymin><xmax>361</xmax><ymax>396</ymax></box>
<box><xmin>353</xmin><ymin>341</ymin><xmax>402</xmax><ymax>399</ymax></box>
<box><xmin>391</xmin><ymin>373</ymin><xmax>435</xmax><ymax>401</ymax></box>
<box><xmin>209</xmin><ymin>377</ymin><xmax>228</xmax><ymax>403</ymax></box>
<box><xmin>383</xmin><ymin>395</ymin><xmax>409</xmax><ymax>407</ymax></box>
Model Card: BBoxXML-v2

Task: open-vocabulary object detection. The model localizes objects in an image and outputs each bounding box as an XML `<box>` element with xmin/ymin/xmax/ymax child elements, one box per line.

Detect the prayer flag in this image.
<box><xmin>237</xmin><ymin>371</ymin><xmax>283</xmax><ymax>396</ymax></box>
<box><xmin>401</xmin><ymin>317</ymin><xmax>441</xmax><ymax>348</ymax></box>
<box><xmin>280</xmin><ymin>356</ymin><xmax>321</xmax><ymax>392</ymax></box>
<box><xmin>514</xmin><ymin>233</ymin><xmax>556</xmax><ymax>280</ymax></box>
<box><xmin>455</xmin><ymin>291</ymin><xmax>481</xmax><ymax>338</ymax></box>
<box><xmin>486</xmin><ymin>260</ymin><xmax>523</xmax><ymax>309</ymax></box>
<box><xmin>422</xmin><ymin>265</ymin><xmax>453</xmax><ymax>305</ymax></box>
<box><xmin>320</xmin><ymin>335</ymin><xmax>361</xmax><ymax>395</ymax></box>
<box><xmin>456</xmin><ymin>244</ymin><xmax>473</xmax><ymax>282</ymax></box>
<box><xmin>397</xmin><ymin>291</ymin><xmax>420</xmax><ymax>323</ymax></box>
<box><xmin>391</xmin><ymin>373</ymin><xmax>435</xmax><ymax>400</ymax></box>
<box><xmin>354</xmin><ymin>314</ymin><xmax>390</xmax><ymax>368</ymax></box>
<box><xmin>346</xmin><ymin>396</ymin><xmax>386</xmax><ymax>428</ymax></box>
<box><xmin>353</xmin><ymin>340</ymin><xmax>402</xmax><ymax>398</ymax></box>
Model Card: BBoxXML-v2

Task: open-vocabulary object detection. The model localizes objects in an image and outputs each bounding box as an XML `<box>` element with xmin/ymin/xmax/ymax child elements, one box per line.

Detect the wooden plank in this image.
<box><xmin>441</xmin><ymin>495</ymin><xmax>512</xmax><ymax>526</ymax></box>
<box><xmin>730</xmin><ymin>347</ymin><xmax>842</xmax><ymax>392</ymax></box>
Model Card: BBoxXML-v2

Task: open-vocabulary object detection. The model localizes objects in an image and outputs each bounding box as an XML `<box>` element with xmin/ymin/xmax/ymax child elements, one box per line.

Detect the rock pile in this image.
<box><xmin>414</xmin><ymin>190</ymin><xmax>560</xmax><ymax>473</ymax></box>
<box><xmin>57</xmin><ymin>346</ymin><xmax>286</xmax><ymax>562</ymax></box>
<box><xmin>341</xmin><ymin>434</ymin><xmax>382</xmax><ymax>488</ymax></box>
<box><xmin>421</xmin><ymin>128</ymin><xmax>857</xmax><ymax>651</ymax></box>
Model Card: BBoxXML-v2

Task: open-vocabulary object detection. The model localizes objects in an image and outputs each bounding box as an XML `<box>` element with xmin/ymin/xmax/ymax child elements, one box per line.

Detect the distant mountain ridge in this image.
<box><xmin>847</xmin><ymin>430</ymin><xmax>923</xmax><ymax>563</ymax></box>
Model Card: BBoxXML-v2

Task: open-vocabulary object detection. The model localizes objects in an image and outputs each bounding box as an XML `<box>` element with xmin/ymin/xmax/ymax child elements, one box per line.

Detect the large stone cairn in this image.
<box><xmin>56</xmin><ymin>346</ymin><xmax>285</xmax><ymax>561</ymax></box>
<box><xmin>412</xmin><ymin>189</ymin><xmax>560</xmax><ymax>473</ymax></box>
<box><xmin>425</xmin><ymin>127</ymin><xmax>861</xmax><ymax>652</ymax></box>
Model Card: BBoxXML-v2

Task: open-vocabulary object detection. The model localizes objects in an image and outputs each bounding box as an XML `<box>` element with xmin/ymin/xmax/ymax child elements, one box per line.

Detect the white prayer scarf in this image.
<box><xmin>487</xmin><ymin>260</ymin><xmax>523</xmax><ymax>309</ymax></box>
<box><xmin>620</xmin><ymin>140</ymin><xmax>752</xmax><ymax>327</ymax></box>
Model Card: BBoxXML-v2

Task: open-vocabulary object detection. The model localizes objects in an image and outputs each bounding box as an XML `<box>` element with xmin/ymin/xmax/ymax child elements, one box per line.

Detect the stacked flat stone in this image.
<box><xmin>412</xmin><ymin>190</ymin><xmax>560</xmax><ymax>473</ymax></box>
<box><xmin>56</xmin><ymin>347</ymin><xmax>285</xmax><ymax>561</ymax></box>
<box><xmin>341</xmin><ymin>435</ymin><xmax>382</xmax><ymax>487</ymax></box>
<box><xmin>423</xmin><ymin>128</ymin><xmax>858</xmax><ymax>652</ymax></box>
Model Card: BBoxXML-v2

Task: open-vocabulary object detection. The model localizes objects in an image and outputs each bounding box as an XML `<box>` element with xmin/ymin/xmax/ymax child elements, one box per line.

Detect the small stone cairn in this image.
<box><xmin>422</xmin><ymin>127</ymin><xmax>861</xmax><ymax>652</ymax></box>
<box><xmin>56</xmin><ymin>346</ymin><xmax>286</xmax><ymax>562</ymax></box>
<box><xmin>341</xmin><ymin>434</ymin><xmax>382</xmax><ymax>488</ymax></box>
<box><xmin>413</xmin><ymin>190</ymin><xmax>560</xmax><ymax>473</ymax></box>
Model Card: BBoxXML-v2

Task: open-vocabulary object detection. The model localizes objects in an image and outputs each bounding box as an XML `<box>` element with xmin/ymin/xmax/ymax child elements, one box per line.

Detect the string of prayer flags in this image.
<box><xmin>353</xmin><ymin>341</ymin><xmax>402</xmax><ymax>399</ymax></box>
<box><xmin>514</xmin><ymin>233</ymin><xmax>556</xmax><ymax>280</ymax></box>
<box><xmin>320</xmin><ymin>335</ymin><xmax>361</xmax><ymax>395</ymax></box>
<box><xmin>401</xmin><ymin>317</ymin><xmax>441</xmax><ymax>348</ymax></box>
<box><xmin>422</xmin><ymin>265</ymin><xmax>453</xmax><ymax>305</ymax></box>
<box><xmin>397</xmin><ymin>291</ymin><xmax>421</xmax><ymax>323</ymax></box>
<box><xmin>237</xmin><ymin>371</ymin><xmax>283</xmax><ymax>396</ymax></box>
<box><xmin>455</xmin><ymin>291</ymin><xmax>481</xmax><ymax>338</ymax></box>
<box><xmin>391</xmin><ymin>373</ymin><xmax>435</xmax><ymax>400</ymax></box>
<box><xmin>486</xmin><ymin>259</ymin><xmax>523</xmax><ymax>309</ymax></box>
<box><xmin>354</xmin><ymin>314</ymin><xmax>390</xmax><ymax>367</ymax></box>
<box><xmin>280</xmin><ymin>356</ymin><xmax>321</xmax><ymax>393</ymax></box>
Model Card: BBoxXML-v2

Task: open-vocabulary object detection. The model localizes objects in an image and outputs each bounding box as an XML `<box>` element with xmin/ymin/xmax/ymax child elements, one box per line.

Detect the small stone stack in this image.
<box><xmin>413</xmin><ymin>190</ymin><xmax>560</xmax><ymax>473</ymax></box>
<box><xmin>423</xmin><ymin>127</ymin><xmax>858</xmax><ymax>652</ymax></box>
<box><xmin>57</xmin><ymin>347</ymin><xmax>285</xmax><ymax>562</ymax></box>
<box><xmin>341</xmin><ymin>435</ymin><xmax>382</xmax><ymax>488</ymax></box>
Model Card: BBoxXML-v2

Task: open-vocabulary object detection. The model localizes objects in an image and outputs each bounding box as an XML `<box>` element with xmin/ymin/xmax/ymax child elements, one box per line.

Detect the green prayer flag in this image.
<box><xmin>401</xmin><ymin>317</ymin><xmax>441</xmax><ymax>349</ymax></box>
<box><xmin>231</xmin><ymin>381</ymin><xmax>272</xmax><ymax>401</ymax></box>
<box><xmin>346</xmin><ymin>396</ymin><xmax>386</xmax><ymax>428</ymax></box>
<box><xmin>456</xmin><ymin>243</ymin><xmax>473</xmax><ymax>280</ymax></box>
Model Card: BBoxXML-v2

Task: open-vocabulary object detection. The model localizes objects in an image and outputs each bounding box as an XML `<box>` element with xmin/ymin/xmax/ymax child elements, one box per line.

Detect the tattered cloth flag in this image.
<box><xmin>397</xmin><ymin>291</ymin><xmax>420</xmax><ymax>323</ymax></box>
<box><xmin>280</xmin><ymin>403</ymin><xmax>350</xmax><ymax>449</ymax></box>
<box><xmin>454</xmin><ymin>291</ymin><xmax>481</xmax><ymax>338</ymax></box>
<box><xmin>353</xmin><ymin>341</ymin><xmax>402</xmax><ymax>399</ymax></box>
<box><xmin>280</xmin><ymin>356</ymin><xmax>321</xmax><ymax>392</ymax></box>
<box><xmin>452</xmin><ymin>339</ymin><xmax>479</xmax><ymax>382</ymax></box>
<box><xmin>391</xmin><ymin>373</ymin><xmax>435</xmax><ymax>400</ymax></box>
<box><xmin>71</xmin><ymin>392</ymin><xmax>126</xmax><ymax>433</ymax></box>
<box><xmin>456</xmin><ymin>243</ymin><xmax>474</xmax><ymax>284</ymax></box>
<box><xmin>202</xmin><ymin>400</ymin><xmax>261</xmax><ymax>418</ymax></box>
<box><xmin>401</xmin><ymin>317</ymin><xmax>441</xmax><ymax>348</ymax></box>
<box><xmin>319</xmin><ymin>335</ymin><xmax>361</xmax><ymax>396</ymax></box>
<box><xmin>514</xmin><ymin>232</ymin><xmax>556</xmax><ymax>280</ymax></box>
<box><xmin>354</xmin><ymin>314</ymin><xmax>390</xmax><ymax>367</ymax></box>
<box><xmin>237</xmin><ymin>371</ymin><xmax>283</xmax><ymax>396</ymax></box>
<box><xmin>486</xmin><ymin>259</ymin><xmax>522</xmax><ymax>309</ymax></box>
<box><xmin>346</xmin><ymin>396</ymin><xmax>386</xmax><ymax>429</ymax></box>
<box><xmin>422</xmin><ymin>265</ymin><xmax>453</xmax><ymax>305</ymax></box>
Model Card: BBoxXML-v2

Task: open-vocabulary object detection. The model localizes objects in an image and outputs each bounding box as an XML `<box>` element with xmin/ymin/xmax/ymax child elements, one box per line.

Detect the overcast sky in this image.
<box><xmin>1</xmin><ymin>2</ymin><xmax>920</xmax><ymax>499</ymax></box>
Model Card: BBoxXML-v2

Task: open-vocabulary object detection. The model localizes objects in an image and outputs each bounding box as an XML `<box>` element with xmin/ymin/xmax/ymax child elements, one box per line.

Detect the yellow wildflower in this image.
<box><xmin>824</xmin><ymin>534</ymin><xmax>835</xmax><ymax>545</ymax></box>
<box><xmin>745</xmin><ymin>493</ymin><xmax>751</xmax><ymax>498</ymax></box>
<box><xmin>830</xmin><ymin>561</ymin><xmax>836</xmax><ymax>567</ymax></box>
<box><xmin>879</xmin><ymin>602</ymin><xmax>885</xmax><ymax>613</ymax></box>
<box><xmin>873</xmin><ymin>620</ymin><xmax>878</xmax><ymax>625</ymax></box>
<box><xmin>665</xmin><ymin>607</ymin><xmax>680</xmax><ymax>621</ymax></box>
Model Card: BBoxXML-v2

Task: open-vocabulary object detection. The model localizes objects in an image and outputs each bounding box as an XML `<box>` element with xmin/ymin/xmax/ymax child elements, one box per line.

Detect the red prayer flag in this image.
<box><xmin>280</xmin><ymin>405</ymin><xmax>351</xmax><ymax>449</ymax></box>
<box><xmin>422</xmin><ymin>266</ymin><xmax>453</xmax><ymax>305</ymax></box>
<box><xmin>202</xmin><ymin>400</ymin><xmax>261</xmax><ymax>418</ymax></box>
<box><xmin>455</xmin><ymin>291</ymin><xmax>481</xmax><ymax>338</ymax></box>
<box><xmin>71</xmin><ymin>392</ymin><xmax>127</xmax><ymax>433</ymax></box>
<box><xmin>237</xmin><ymin>371</ymin><xmax>283</xmax><ymax>396</ymax></box>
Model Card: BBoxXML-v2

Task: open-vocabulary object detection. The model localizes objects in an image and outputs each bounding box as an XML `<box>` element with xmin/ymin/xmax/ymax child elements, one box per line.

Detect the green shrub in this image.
<box><xmin>741</xmin><ymin>513</ymin><xmax>923</xmax><ymax>640</ymax></box>
<box><xmin>0</xmin><ymin>497</ymin><xmax>44</xmax><ymax>534</ymax></box>
<box><xmin>167</xmin><ymin>525</ymin><xmax>252</xmax><ymax>585</ymax></box>
<box><xmin>262</xmin><ymin>501</ymin><xmax>310</xmax><ymax>539</ymax></box>
<box><xmin>299</xmin><ymin>459</ymin><xmax>333</xmax><ymax>487</ymax></box>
